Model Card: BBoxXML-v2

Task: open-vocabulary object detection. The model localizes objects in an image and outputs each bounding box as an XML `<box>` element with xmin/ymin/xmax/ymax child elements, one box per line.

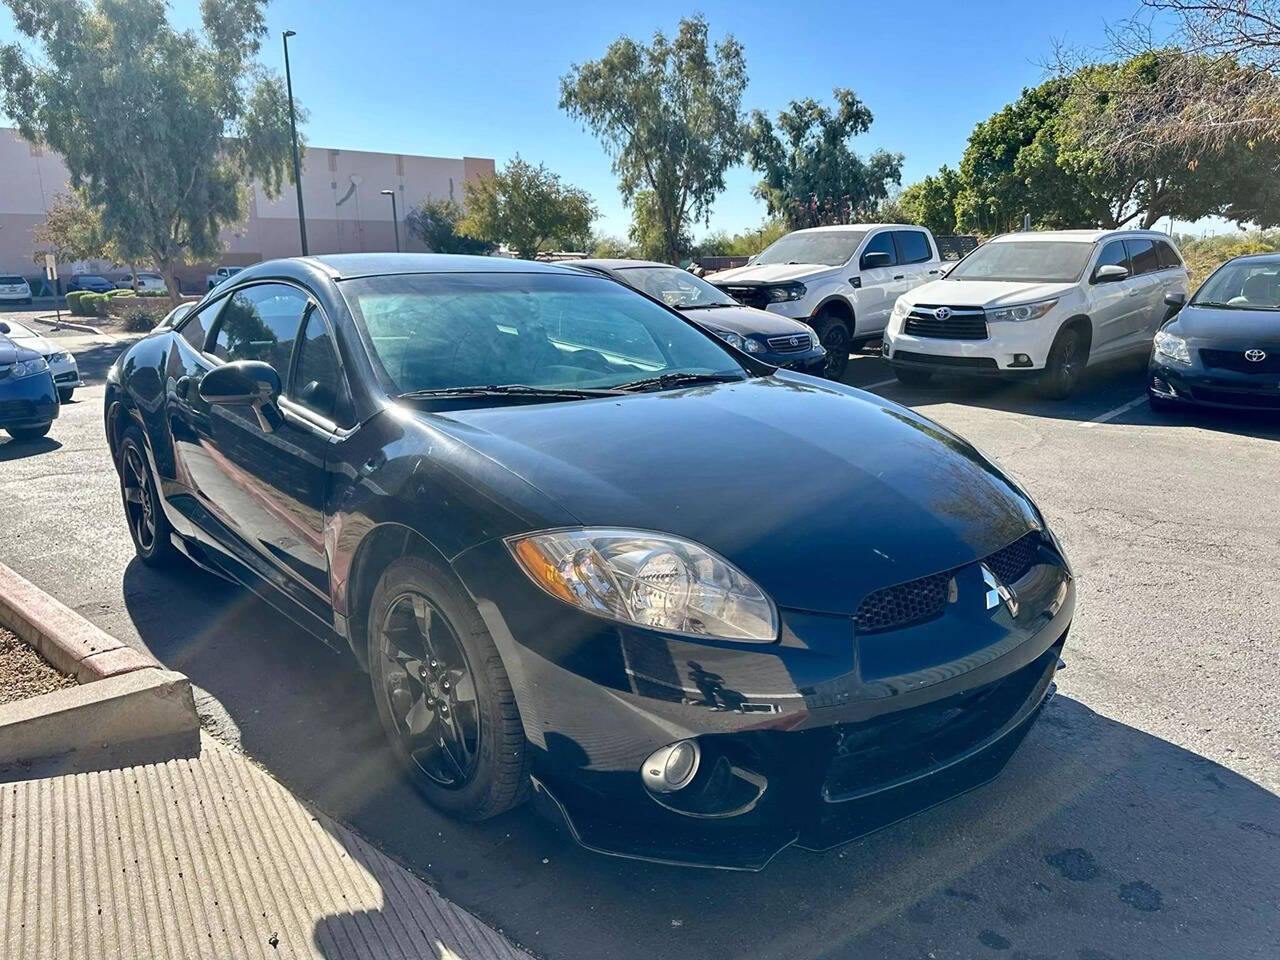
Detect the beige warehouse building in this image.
<box><xmin>0</xmin><ymin>127</ymin><xmax>494</xmax><ymax>291</ymax></box>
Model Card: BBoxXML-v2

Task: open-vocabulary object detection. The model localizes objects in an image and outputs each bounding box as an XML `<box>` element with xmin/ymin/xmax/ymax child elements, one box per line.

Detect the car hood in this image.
<box><xmin>1168</xmin><ymin>304</ymin><xmax>1280</xmax><ymax>345</ymax></box>
<box><xmin>682</xmin><ymin>304</ymin><xmax>814</xmax><ymax>337</ymax></box>
<box><xmin>424</xmin><ymin>375</ymin><xmax>1042</xmax><ymax>616</ymax></box>
<box><xmin>904</xmin><ymin>279</ymin><xmax>1076</xmax><ymax>308</ymax></box>
<box><xmin>0</xmin><ymin>335</ymin><xmax>40</xmax><ymax>365</ymax></box>
<box><xmin>707</xmin><ymin>263</ymin><xmax>837</xmax><ymax>285</ymax></box>
<box><xmin>10</xmin><ymin>333</ymin><xmax>57</xmax><ymax>356</ymax></box>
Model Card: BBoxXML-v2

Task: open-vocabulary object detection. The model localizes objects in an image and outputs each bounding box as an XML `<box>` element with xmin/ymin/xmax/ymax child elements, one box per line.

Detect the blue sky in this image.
<box><xmin>2</xmin><ymin>1</ymin><xmax>1160</xmax><ymax>238</ymax></box>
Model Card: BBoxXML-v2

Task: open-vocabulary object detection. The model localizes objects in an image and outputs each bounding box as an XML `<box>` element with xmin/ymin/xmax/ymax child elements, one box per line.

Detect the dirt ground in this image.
<box><xmin>0</xmin><ymin>627</ymin><xmax>76</xmax><ymax>705</ymax></box>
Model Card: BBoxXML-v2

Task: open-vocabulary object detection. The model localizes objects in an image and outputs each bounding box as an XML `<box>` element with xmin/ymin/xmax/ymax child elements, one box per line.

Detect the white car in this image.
<box><xmin>0</xmin><ymin>319</ymin><xmax>82</xmax><ymax>402</ymax></box>
<box><xmin>114</xmin><ymin>272</ymin><xmax>168</xmax><ymax>294</ymax></box>
<box><xmin>207</xmin><ymin>265</ymin><xmax>243</xmax><ymax>290</ymax></box>
<box><xmin>0</xmin><ymin>274</ymin><xmax>32</xmax><ymax>304</ymax></box>
<box><xmin>884</xmin><ymin>229</ymin><xmax>1189</xmax><ymax>398</ymax></box>
<box><xmin>707</xmin><ymin>224</ymin><xmax>949</xmax><ymax>379</ymax></box>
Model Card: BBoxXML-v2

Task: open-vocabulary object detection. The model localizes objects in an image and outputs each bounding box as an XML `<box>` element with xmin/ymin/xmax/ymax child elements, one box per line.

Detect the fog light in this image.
<box><xmin>641</xmin><ymin>740</ymin><xmax>701</xmax><ymax>793</ymax></box>
<box><xmin>1151</xmin><ymin>376</ymin><xmax>1177</xmax><ymax>398</ymax></box>
<box><xmin>1009</xmin><ymin>353</ymin><xmax>1033</xmax><ymax>368</ymax></box>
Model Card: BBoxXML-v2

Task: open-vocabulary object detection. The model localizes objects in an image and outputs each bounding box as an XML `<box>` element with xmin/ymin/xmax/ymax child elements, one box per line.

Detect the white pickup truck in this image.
<box><xmin>707</xmin><ymin>224</ymin><xmax>949</xmax><ymax>378</ymax></box>
<box><xmin>206</xmin><ymin>265</ymin><xmax>244</xmax><ymax>290</ymax></box>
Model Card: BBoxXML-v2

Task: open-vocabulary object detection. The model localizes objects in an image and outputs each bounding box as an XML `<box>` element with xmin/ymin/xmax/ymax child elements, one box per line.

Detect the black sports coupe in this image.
<box><xmin>1150</xmin><ymin>252</ymin><xmax>1280</xmax><ymax>412</ymax></box>
<box><xmin>105</xmin><ymin>253</ymin><xmax>1074</xmax><ymax>869</ymax></box>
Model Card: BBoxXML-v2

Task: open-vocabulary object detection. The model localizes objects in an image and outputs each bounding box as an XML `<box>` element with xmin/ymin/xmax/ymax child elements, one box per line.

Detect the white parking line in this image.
<box><xmin>1080</xmin><ymin>394</ymin><xmax>1148</xmax><ymax>427</ymax></box>
<box><xmin>855</xmin><ymin>378</ymin><xmax>897</xmax><ymax>391</ymax></box>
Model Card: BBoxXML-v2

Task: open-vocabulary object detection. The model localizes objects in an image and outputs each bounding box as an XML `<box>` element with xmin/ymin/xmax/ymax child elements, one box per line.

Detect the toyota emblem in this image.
<box><xmin>1245</xmin><ymin>349</ymin><xmax>1267</xmax><ymax>362</ymax></box>
<box><xmin>933</xmin><ymin>306</ymin><xmax>952</xmax><ymax>321</ymax></box>
<box><xmin>790</xmin><ymin>336</ymin><xmax>800</xmax><ymax>347</ymax></box>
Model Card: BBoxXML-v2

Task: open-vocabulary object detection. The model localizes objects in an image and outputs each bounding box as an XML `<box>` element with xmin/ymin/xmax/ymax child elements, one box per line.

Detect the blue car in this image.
<box><xmin>0</xmin><ymin>332</ymin><xmax>58</xmax><ymax>441</ymax></box>
<box><xmin>67</xmin><ymin>273</ymin><xmax>115</xmax><ymax>293</ymax></box>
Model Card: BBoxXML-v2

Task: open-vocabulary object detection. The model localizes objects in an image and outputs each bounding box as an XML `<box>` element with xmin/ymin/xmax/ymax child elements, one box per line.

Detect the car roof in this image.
<box><xmin>988</xmin><ymin>229</ymin><xmax>1174</xmax><ymax>244</ymax></box>
<box><xmin>571</xmin><ymin>258</ymin><xmax>674</xmax><ymax>271</ymax></box>
<box><xmin>786</xmin><ymin>223</ymin><xmax>907</xmax><ymax>234</ymax></box>
<box><xmin>284</xmin><ymin>253</ymin><xmax>580</xmax><ymax>281</ymax></box>
<box><xmin>1224</xmin><ymin>252</ymin><xmax>1280</xmax><ymax>265</ymax></box>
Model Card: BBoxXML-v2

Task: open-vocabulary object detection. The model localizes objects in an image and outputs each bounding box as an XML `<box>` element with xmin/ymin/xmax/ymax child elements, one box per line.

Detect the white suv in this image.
<box><xmin>884</xmin><ymin>229</ymin><xmax>1189</xmax><ymax>398</ymax></box>
<box><xmin>707</xmin><ymin>224</ymin><xmax>949</xmax><ymax>378</ymax></box>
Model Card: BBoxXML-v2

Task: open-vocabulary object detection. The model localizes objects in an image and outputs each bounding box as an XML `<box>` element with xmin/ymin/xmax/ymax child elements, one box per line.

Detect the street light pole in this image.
<box><xmin>380</xmin><ymin>189</ymin><xmax>400</xmax><ymax>252</ymax></box>
<box><xmin>283</xmin><ymin>30</ymin><xmax>308</xmax><ymax>255</ymax></box>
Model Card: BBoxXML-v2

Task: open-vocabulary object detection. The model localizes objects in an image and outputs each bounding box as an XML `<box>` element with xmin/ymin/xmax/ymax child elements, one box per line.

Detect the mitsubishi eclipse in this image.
<box><xmin>104</xmin><ymin>253</ymin><xmax>1074</xmax><ymax>869</ymax></box>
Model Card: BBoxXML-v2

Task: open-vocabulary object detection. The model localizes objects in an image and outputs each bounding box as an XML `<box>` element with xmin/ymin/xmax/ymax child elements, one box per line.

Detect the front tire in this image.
<box><xmin>1039</xmin><ymin>326</ymin><xmax>1089</xmax><ymax>399</ymax></box>
<box><xmin>58</xmin><ymin>388</ymin><xmax>74</xmax><ymax>404</ymax></box>
<box><xmin>814</xmin><ymin>312</ymin><xmax>853</xmax><ymax>380</ymax></box>
<box><xmin>368</xmin><ymin>555</ymin><xmax>528</xmax><ymax>820</ymax></box>
<box><xmin>6</xmin><ymin>422</ymin><xmax>51</xmax><ymax>442</ymax></box>
<box><xmin>118</xmin><ymin>424</ymin><xmax>180</xmax><ymax>567</ymax></box>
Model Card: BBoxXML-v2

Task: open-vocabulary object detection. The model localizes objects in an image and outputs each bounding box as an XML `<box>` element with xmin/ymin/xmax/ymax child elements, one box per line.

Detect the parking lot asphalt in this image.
<box><xmin>2</xmin><ymin>320</ymin><xmax>1278</xmax><ymax>959</ymax></box>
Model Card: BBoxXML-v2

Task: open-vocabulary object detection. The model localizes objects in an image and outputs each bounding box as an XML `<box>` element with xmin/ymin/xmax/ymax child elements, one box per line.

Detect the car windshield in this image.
<box><xmin>341</xmin><ymin>271</ymin><xmax>746</xmax><ymax>398</ymax></box>
<box><xmin>1193</xmin><ymin>262</ymin><xmax>1280</xmax><ymax>310</ymax></box>
<box><xmin>754</xmin><ymin>230</ymin><xmax>868</xmax><ymax>267</ymax></box>
<box><xmin>0</xmin><ymin>275</ymin><xmax>25</xmax><ymax>284</ymax></box>
<box><xmin>615</xmin><ymin>266</ymin><xmax>736</xmax><ymax>308</ymax></box>
<box><xmin>948</xmin><ymin>240</ymin><xmax>1094</xmax><ymax>283</ymax></box>
<box><xmin>79</xmin><ymin>275</ymin><xmax>107</xmax><ymax>283</ymax></box>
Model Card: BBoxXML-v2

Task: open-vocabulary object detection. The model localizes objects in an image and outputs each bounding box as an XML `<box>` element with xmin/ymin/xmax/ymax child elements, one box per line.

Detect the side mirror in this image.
<box><xmin>199</xmin><ymin>360</ymin><xmax>283</xmax><ymax>432</ymax></box>
<box><xmin>861</xmin><ymin>250</ymin><xmax>893</xmax><ymax>270</ymax></box>
<box><xmin>1093</xmin><ymin>264</ymin><xmax>1129</xmax><ymax>283</ymax></box>
<box><xmin>0</xmin><ymin>322</ymin><xmax>9</xmax><ymax>334</ymax></box>
<box><xmin>1164</xmin><ymin>291</ymin><xmax>1187</xmax><ymax>308</ymax></box>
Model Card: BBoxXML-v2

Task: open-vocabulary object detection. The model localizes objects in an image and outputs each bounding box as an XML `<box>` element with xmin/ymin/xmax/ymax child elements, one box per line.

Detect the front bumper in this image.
<box><xmin>1150</xmin><ymin>353</ymin><xmax>1280</xmax><ymax>410</ymax></box>
<box><xmin>454</xmin><ymin>533</ymin><xmax>1074</xmax><ymax>869</ymax></box>
<box><xmin>0</xmin><ymin>291</ymin><xmax>32</xmax><ymax>302</ymax></box>
<box><xmin>764</xmin><ymin>346</ymin><xmax>827</xmax><ymax>375</ymax></box>
<box><xmin>884</xmin><ymin>317</ymin><xmax>1055</xmax><ymax>374</ymax></box>
<box><xmin>0</xmin><ymin>371</ymin><xmax>60</xmax><ymax>428</ymax></box>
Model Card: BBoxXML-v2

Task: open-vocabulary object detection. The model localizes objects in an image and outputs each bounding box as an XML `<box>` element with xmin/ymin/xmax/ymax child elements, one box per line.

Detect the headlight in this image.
<box><xmin>742</xmin><ymin>337</ymin><xmax>766</xmax><ymax>354</ymax></box>
<box><xmin>763</xmin><ymin>283</ymin><xmax>806</xmax><ymax>303</ymax></box>
<box><xmin>1154</xmin><ymin>328</ymin><xmax>1191</xmax><ymax>365</ymax></box>
<box><xmin>808</xmin><ymin>330</ymin><xmax>820</xmax><ymax>349</ymax></box>
<box><xmin>890</xmin><ymin>298</ymin><xmax>911</xmax><ymax>321</ymax></box>
<box><xmin>987</xmin><ymin>298</ymin><xmax>1059</xmax><ymax>323</ymax></box>
<box><xmin>713</xmin><ymin>330</ymin><xmax>744</xmax><ymax>350</ymax></box>
<box><xmin>7</xmin><ymin>357</ymin><xmax>49</xmax><ymax>380</ymax></box>
<box><xmin>47</xmin><ymin>351</ymin><xmax>70</xmax><ymax>364</ymax></box>
<box><xmin>508</xmin><ymin>528</ymin><xmax>778</xmax><ymax>642</ymax></box>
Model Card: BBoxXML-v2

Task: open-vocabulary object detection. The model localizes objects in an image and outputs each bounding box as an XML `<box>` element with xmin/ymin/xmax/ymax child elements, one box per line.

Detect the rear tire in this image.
<box><xmin>1039</xmin><ymin>325</ymin><xmax>1089</xmax><ymax>399</ymax></box>
<box><xmin>118</xmin><ymin>424</ymin><xmax>180</xmax><ymax>567</ymax></box>
<box><xmin>6</xmin><ymin>423</ymin><xmax>51</xmax><ymax>442</ymax></box>
<box><xmin>367</xmin><ymin>555</ymin><xmax>528</xmax><ymax>821</ymax></box>
<box><xmin>893</xmin><ymin>367</ymin><xmax>934</xmax><ymax>387</ymax></box>
<box><xmin>814</xmin><ymin>312</ymin><xmax>853</xmax><ymax>380</ymax></box>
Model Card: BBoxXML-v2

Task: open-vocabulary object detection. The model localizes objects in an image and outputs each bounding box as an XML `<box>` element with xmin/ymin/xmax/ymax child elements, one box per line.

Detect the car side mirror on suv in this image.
<box><xmin>861</xmin><ymin>251</ymin><xmax>893</xmax><ymax>270</ymax></box>
<box><xmin>1093</xmin><ymin>264</ymin><xmax>1129</xmax><ymax>283</ymax></box>
<box><xmin>1164</xmin><ymin>291</ymin><xmax>1187</xmax><ymax>307</ymax></box>
<box><xmin>199</xmin><ymin>360</ymin><xmax>283</xmax><ymax>433</ymax></box>
<box><xmin>0</xmin><ymin>322</ymin><xmax>9</xmax><ymax>334</ymax></box>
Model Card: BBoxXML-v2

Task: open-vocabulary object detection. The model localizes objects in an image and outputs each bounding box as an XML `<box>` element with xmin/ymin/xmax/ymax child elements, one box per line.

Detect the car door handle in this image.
<box><xmin>893</xmin><ymin>274</ymin><xmax>905</xmax><ymax>280</ymax></box>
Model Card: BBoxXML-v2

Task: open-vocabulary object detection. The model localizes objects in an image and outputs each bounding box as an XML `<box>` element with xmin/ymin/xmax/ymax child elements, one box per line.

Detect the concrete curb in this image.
<box><xmin>0</xmin><ymin>560</ymin><xmax>157</xmax><ymax>682</ymax></box>
<box><xmin>0</xmin><ymin>669</ymin><xmax>199</xmax><ymax>766</ymax></box>
<box><xmin>28</xmin><ymin>315</ymin><xmax>104</xmax><ymax>335</ymax></box>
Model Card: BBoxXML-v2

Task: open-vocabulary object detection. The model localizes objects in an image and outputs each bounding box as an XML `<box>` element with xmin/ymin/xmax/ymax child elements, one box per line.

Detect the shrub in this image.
<box><xmin>65</xmin><ymin>290</ymin><xmax>87</xmax><ymax>315</ymax></box>
<box><xmin>80</xmin><ymin>293</ymin><xmax>110</xmax><ymax>316</ymax></box>
<box><xmin>107</xmin><ymin>287</ymin><xmax>131</xmax><ymax>297</ymax></box>
<box><xmin>120</xmin><ymin>306</ymin><xmax>160</xmax><ymax>333</ymax></box>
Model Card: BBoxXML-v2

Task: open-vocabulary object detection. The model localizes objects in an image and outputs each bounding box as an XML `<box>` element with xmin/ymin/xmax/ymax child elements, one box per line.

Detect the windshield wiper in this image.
<box><xmin>397</xmin><ymin>384</ymin><xmax>623</xmax><ymax>401</ymax></box>
<box><xmin>615</xmin><ymin>372</ymin><xmax>746</xmax><ymax>393</ymax></box>
<box><xmin>679</xmin><ymin>302</ymin><xmax>734</xmax><ymax>310</ymax></box>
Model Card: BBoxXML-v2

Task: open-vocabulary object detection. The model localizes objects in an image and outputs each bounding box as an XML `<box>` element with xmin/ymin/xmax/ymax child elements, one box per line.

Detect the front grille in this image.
<box><xmin>765</xmin><ymin>333</ymin><xmax>811</xmax><ymax>353</ymax></box>
<box><xmin>892</xmin><ymin>351</ymin><xmax>999</xmax><ymax>370</ymax></box>
<box><xmin>717</xmin><ymin>285</ymin><xmax>771</xmax><ymax>311</ymax></box>
<box><xmin>854</xmin><ymin>532</ymin><xmax>1043</xmax><ymax>634</ymax></box>
<box><xmin>1191</xmin><ymin>386</ymin><xmax>1280</xmax><ymax>409</ymax></box>
<box><xmin>904</xmin><ymin>305</ymin><xmax>988</xmax><ymax>340</ymax></box>
<box><xmin>1200</xmin><ymin>348</ymin><xmax>1280</xmax><ymax>374</ymax></box>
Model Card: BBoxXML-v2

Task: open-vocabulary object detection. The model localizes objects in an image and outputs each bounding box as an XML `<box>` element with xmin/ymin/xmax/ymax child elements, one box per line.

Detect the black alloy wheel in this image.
<box><xmin>815</xmin><ymin>314</ymin><xmax>852</xmax><ymax>380</ymax></box>
<box><xmin>1040</xmin><ymin>327</ymin><xmax>1088</xmax><ymax>399</ymax></box>
<box><xmin>368</xmin><ymin>556</ymin><xmax>528</xmax><ymax>819</ymax></box>
<box><xmin>118</xmin><ymin>425</ymin><xmax>178</xmax><ymax>566</ymax></box>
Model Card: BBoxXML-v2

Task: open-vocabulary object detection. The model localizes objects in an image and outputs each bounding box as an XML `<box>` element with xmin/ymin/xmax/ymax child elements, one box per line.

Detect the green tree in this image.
<box><xmin>898</xmin><ymin>166</ymin><xmax>963</xmax><ymax>235</ymax></box>
<box><xmin>458</xmin><ymin>156</ymin><xmax>595</xmax><ymax>260</ymax></box>
<box><xmin>747</xmin><ymin>88</ymin><xmax>903</xmax><ymax>229</ymax></box>
<box><xmin>0</xmin><ymin>0</ymin><xmax>299</xmax><ymax>302</ymax></box>
<box><xmin>627</xmin><ymin>190</ymin><xmax>692</xmax><ymax>262</ymax></box>
<box><xmin>32</xmin><ymin>191</ymin><xmax>115</xmax><ymax>264</ymax></box>
<box><xmin>560</xmin><ymin>15</ymin><xmax>748</xmax><ymax>265</ymax></box>
<box><xmin>405</xmin><ymin>197</ymin><xmax>493</xmax><ymax>255</ymax></box>
<box><xmin>589</xmin><ymin>235</ymin><xmax>635</xmax><ymax>259</ymax></box>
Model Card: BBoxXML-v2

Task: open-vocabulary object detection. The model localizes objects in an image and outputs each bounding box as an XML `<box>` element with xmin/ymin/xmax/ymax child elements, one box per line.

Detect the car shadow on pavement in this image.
<box><xmin>0</xmin><ymin>436</ymin><xmax>62</xmax><ymax>460</ymax></box>
<box><xmin>121</xmin><ymin>558</ymin><xmax>1280</xmax><ymax>960</ymax></box>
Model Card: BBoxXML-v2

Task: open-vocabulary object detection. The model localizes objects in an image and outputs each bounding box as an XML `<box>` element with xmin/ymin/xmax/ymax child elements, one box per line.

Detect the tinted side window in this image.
<box><xmin>896</xmin><ymin>230</ymin><xmax>932</xmax><ymax>264</ymax></box>
<box><xmin>1094</xmin><ymin>240</ymin><xmax>1130</xmax><ymax>278</ymax></box>
<box><xmin>1124</xmin><ymin>238</ymin><xmax>1159</xmax><ymax>276</ymax></box>
<box><xmin>1156</xmin><ymin>241</ymin><xmax>1182</xmax><ymax>270</ymax></box>
<box><xmin>209</xmin><ymin>284</ymin><xmax>308</xmax><ymax>374</ymax></box>
<box><xmin>178</xmin><ymin>298</ymin><xmax>226</xmax><ymax>351</ymax></box>
<box><xmin>291</xmin><ymin>310</ymin><xmax>353</xmax><ymax>426</ymax></box>
<box><xmin>860</xmin><ymin>232</ymin><xmax>898</xmax><ymax>268</ymax></box>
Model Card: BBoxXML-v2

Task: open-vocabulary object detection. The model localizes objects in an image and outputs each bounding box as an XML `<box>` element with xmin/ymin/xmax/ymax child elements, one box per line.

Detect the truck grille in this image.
<box><xmin>765</xmin><ymin>333</ymin><xmax>811</xmax><ymax>353</ymax></box>
<box><xmin>854</xmin><ymin>532</ymin><xmax>1043</xmax><ymax>634</ymax></box>
<box><xmin>904</xmin><ymin>305</ymin><xmax>988</xmax><ymax>340</ymax></box>
<box><xmin>1200</xmin><ymin>348</ymin><xmax>1280</xmax><ymax>374</ymax></box>
<box><xmin>716</xmin><ymin>286</ymin><xmax>771</xmax><ymax>311</ymax></box>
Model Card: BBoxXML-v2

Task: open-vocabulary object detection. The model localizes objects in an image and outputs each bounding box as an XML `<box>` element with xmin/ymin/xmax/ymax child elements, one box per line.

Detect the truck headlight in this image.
<box><xmin>763</xmin><ymin>283</ymin><xmax>806</xmax><ymax>303</ymax></box>
<box><xmin>987</xmin><ymin>299</ymin><xmax>1058</xmax><ymax>323</ymax></box>
<box><xmin>508</xmin><ymin>528</ymin><xmax>778</xmax><ymax>642</ymax></box>
<box><xmin>1154</xmin><ymin>328</ymin><xmax>1191</xmax><ymax>365</ymax></box>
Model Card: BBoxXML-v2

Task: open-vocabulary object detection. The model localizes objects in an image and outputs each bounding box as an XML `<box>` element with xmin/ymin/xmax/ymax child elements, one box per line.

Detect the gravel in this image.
<box><xmin>0</xmin><ymin>626</ymin><xmax>77</xmax><ymax>705</ymax></box>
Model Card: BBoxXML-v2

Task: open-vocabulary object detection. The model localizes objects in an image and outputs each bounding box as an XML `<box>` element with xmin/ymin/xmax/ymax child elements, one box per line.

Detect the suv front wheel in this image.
<box><xmin>1039</xmin><ymin>325</ymin><xmax>1089</xmax><ymax>399</ymax></box>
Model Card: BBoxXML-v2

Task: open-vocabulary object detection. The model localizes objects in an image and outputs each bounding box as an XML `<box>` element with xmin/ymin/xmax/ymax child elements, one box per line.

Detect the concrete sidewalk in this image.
<box><xmin>1</xmin><ymin>733</ymin><xmax>534</xmax><ymax>960</ymax></box>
